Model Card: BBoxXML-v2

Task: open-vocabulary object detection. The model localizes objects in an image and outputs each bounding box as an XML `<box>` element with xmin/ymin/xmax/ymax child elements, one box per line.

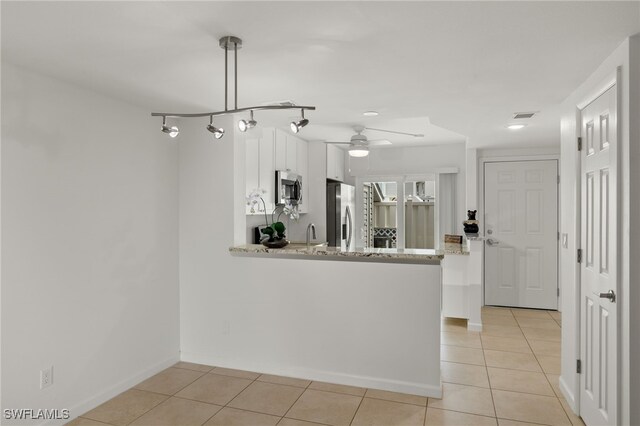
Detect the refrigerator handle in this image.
<box><xmin>346</xmin><ymin>205</ymin><xmax>353</xmax><ymax>250</ymax></box>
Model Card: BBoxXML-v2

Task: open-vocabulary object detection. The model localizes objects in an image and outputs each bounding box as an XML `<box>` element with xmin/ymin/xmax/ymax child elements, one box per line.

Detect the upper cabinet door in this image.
<box><xmin>326</xmin><ymin>144</ymin><xmax>345</xmax><ymax>182</ymax></box>
<box><xmin>296</xmin><ymin>136</ymin><xmax>308</xmax><ymax>213</ymax></box>
<box><xmin>274</xmin><ymin>129</ymin><xmax>287</xmax><ymax>171</ymax></box>
<box><xmin>286</xmin><ymin>136</ymin><xmax>297</xmax><ymax>172</ymax></box>
<box><xmin>259</xmin><ymin>129</ymin><xmax>275</xmax><ymax>213</ymax></box>
<box><xmin>335</xmin><ymin>147</ymin><xmax>345</xmax><ymax>182</ymax></box>
<box><xmin>245</xmin><ymin>137</ymin><xmax>260</xmax><ymax>214</ymax></box>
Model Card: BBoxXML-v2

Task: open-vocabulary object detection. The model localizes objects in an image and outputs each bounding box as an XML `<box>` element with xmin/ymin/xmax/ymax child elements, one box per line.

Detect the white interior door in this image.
<box><xmin>484</xmin><ymin>160</ymin><xmax>558</xmax><ymax>309</ymax></box>
<box><xmin>579</xmin><ymin>84</ymin><xmax>617</xmax><ymax>426</ymax></box>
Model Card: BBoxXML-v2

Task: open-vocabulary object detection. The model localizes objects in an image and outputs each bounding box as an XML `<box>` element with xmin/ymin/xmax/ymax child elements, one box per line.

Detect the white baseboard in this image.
<box><xmin>467</xmin><ymin>322</ymin><xmax>483</xmax><ymax>332</ymax></box>
<box><xmin>181</xmin><ymin>352</ymin><xmax>442</xmax><ymax>398</ymax></box>
<box><xmin>559</xmin><ymin>375</ymin><xmax>578</xmax><ymax>414</ymax></box>
<box><xmin>43</xmin><ymin>354</ymin><xmax>180</xmax><ymax>426</ymax></box>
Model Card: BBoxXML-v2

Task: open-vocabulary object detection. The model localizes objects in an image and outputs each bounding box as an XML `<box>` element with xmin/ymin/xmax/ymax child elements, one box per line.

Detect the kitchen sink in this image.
<box><xmin>286</xmin><ymin>242</ymin><xmax>328</xmax><ymax>249</ymax></box>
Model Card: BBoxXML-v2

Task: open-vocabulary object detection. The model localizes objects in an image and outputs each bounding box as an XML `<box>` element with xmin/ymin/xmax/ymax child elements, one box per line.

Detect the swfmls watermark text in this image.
<box><xmin>3</xmin><ymin>409</ymin><xmax>70</xmax><ymax>420</ymax></box>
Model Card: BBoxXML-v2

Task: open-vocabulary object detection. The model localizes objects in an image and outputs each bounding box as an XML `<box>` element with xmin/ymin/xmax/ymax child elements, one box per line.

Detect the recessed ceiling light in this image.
<box><xmin>507</xmin><ymin>124</ymin><xmax>526</xmax><ymax>130</ymax></box>
<box><xmin>363</xmin><ymin>111</ymin><xmax>379</xmax><ymax>116</ymax></box>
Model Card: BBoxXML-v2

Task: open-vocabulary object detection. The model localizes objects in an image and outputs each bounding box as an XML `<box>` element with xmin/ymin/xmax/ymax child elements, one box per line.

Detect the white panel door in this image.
<box><xmin>579</xmin><ymin>85</ymin><xmax>617</xmax><ymax>426</ymax></box>
<box><xmin>484</xmin><ymin>160</ymin><xmax>558</xmax><ymax>309</ymax></box>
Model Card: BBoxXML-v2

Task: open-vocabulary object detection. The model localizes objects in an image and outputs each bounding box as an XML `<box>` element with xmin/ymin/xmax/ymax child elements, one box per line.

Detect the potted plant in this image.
<box><xmin>246</xmin><ymin>189</ymin><xmax>299</xmax><ymax>248</ymax></box>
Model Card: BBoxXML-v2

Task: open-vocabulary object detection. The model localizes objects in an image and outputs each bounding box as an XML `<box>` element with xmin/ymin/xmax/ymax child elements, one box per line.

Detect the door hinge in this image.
<box><xmin>557</xmin><ymin>232</ymin><xmax>560</xmax><ymax>241</ymax></box>
<box><xmin>557</xmin><ymin>175</ymin><xmax>560</xmax><ymax>184</ymax></box>
<box><xmin>577</xmin><ymin>248</ymin><xmax>583</xmax><ymax>263</ymax></box>
<box><xmin>577</xmin><ymin>359</ymin><xmax>582</xmax><ymax>374</ymax></box>
<box><xmin>578</xmin><ymin>137</ymin><xmax>583</xmax><ymax>151</ymax></box>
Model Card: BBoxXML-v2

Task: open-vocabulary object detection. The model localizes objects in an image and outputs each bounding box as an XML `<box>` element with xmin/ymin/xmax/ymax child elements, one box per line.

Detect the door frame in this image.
<box><xmin>573</xmin><ymin>68</ymin><xmax>621</xmax><ymax>422</ymax></box>
<box><xmin>479</xmin><ymin>156</ymin><xmax>560</xmax><ymax>307</ymax></box>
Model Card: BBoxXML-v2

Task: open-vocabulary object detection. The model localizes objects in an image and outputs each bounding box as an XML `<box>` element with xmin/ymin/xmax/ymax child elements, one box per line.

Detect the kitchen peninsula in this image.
<box><xmin>226</xmin><ymin>243</ymin><xmax>450</xmax><ymax>398</ymax></box>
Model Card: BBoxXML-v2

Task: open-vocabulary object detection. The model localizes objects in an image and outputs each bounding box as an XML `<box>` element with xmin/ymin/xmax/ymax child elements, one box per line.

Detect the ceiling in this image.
<box><xmin>2</xmin><ymin>1</ymin><xmax>639</xmax><ymax>149</ymax></box>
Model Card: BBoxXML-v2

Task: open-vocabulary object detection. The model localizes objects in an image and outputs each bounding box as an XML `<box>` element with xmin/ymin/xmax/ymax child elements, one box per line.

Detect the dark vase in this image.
<box><xmin>262</xmin><ymin>239</ymin><xmax>289</xmax><ymax>249</ymax></box>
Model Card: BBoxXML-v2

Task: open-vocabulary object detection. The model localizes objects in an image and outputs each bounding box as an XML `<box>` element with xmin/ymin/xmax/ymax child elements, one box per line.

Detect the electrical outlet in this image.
<box><xmin>40</xmin><ymin>366</ymin><xmax>53</xmax><ymax>389</ymax></box>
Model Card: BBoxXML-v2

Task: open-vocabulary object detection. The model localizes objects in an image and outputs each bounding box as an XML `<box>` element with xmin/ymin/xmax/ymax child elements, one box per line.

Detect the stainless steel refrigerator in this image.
<box><xmin>327</xmin><ymin>182</ymin><xmax>355</xmax><ymax>250</ymax></box>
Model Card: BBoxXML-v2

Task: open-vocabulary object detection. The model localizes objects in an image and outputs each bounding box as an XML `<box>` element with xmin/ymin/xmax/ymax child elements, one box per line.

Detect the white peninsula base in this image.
<box><xmin>184</xmin><ymin>254</ymin><xmax>443</xmax><ymax>398</ymax></box>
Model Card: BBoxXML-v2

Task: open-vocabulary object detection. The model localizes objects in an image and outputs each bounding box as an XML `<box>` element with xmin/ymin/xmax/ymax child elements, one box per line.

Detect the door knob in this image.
<box><xmin>486</xmin><ymin>238</ymin><xmax>499</xmax><ymax>246</ymax></box>
<box><xmin>599</xmin><ymin>290</ymin><xmax>616</xmax><ymax>303</ymax></box>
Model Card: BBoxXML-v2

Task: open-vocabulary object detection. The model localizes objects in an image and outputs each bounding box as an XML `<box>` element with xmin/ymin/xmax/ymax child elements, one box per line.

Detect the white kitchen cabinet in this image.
<box><xmin>296</xmin><ymin>135</ymin><xmax>308</xmax><ymax>213</ymax></box>
<box><xmin>326</xmin><ymin>144</ymin><xmax>345</xmax><ymax>182</ymax></box>
<box><xmin>245</xmin><ymin>129</ymin><xmax>275</xmax><ymax>215</ymax></box>
<box><xmin>274</xmin><ymin>128</ymin><xmax>297</xmax><ymax>172</ymax></box>
<box><xmin>246</xmin><ymin>127</ymin><xmax>309</xmax><ymax>215</ymax></box>
<box><xmin>274</xmin><ymin>129</ymin><xmax>287</xmax><ymax>171</ymax></box>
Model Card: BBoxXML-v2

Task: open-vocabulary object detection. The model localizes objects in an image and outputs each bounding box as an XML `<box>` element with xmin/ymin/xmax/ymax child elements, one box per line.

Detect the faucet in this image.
<box><xmin>306</xmin><ymin>223</ymin><xmax>317</xmax><ymax>248</ymax></box>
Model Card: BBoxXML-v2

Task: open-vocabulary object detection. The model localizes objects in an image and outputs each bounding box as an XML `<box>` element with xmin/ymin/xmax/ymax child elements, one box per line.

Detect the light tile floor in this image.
<box><xmin>68</xmin><ymin>307</ymin><xmax>583</xmax><ymax>426</ymax></box>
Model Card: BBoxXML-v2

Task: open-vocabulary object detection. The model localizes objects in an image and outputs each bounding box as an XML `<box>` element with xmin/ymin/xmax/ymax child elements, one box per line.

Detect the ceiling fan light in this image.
<box><xmin>349</xmin><ymin>146</ymin><xmax>369</xmax><ymax>157</ymax></box>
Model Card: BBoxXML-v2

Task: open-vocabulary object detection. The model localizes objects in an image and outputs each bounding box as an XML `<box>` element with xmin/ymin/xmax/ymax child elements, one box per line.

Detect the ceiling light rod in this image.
<box><xmin>152</xmin><ymin>104</ymin><xmax>316</xmax><ymax>119</ymax></box>
<box><xmin>364</xmin><ymin>127</ymin><xmax>424</xmax><ymax>138</ymax></box>
<box><xmin>151</xmin><ymin>36</ymin><xmax>316</xmax><ymax>138</ymax></box>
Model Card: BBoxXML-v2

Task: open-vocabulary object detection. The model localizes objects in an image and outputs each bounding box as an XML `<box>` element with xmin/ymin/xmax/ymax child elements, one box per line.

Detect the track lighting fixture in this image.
<box><xmin>152</xmin><ymin>36</ymin><xmax>315</xmax><ymax>138</ymax></box>
<box><xmin>238</xmin><ymin>110</ymin><xmax>257</xmax><ymax>132</ymax></box>
<box><xmin>290</xmin><ymin>109</ymin><xmax>309</xmax><ymax>134</ymax></box>
<box><xmin>207</xmin><ymin>116</ymin><xmax>225</xmax><ymax>139</ymax></box>
<box><xmin>161</xmin><ymin>117</ymin><xmax>179</xmax><ymax>138</ymax></box>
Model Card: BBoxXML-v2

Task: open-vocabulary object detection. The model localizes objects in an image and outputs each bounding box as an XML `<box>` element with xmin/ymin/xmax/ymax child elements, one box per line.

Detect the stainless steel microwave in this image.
<box><xmin>275</xmin><ymin>170</ymin><xmax>302</xmax><ymax>205</ymax></box>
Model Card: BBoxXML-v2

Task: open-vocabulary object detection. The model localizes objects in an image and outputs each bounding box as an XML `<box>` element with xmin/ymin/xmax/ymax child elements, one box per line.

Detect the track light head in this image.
<box><xmin>207</xmin><ymin>124</ymin><xmax>225</xmax><ymax>139</ymax></box>
<box><xmin>290</xmin><ymin>110</ymin><xmax>309</xmax><ymax>134</ymax></box>
<box><xmin>238</xmin><ymin>110</ymin><xmax>257</xmax><ymax>132</ymax></box>
<box><xmin>207</xmin><ymin>116</ymin><xmax>225</xmax><ymax>139</ymax></box>
<box><xmin>161</xmin><ymin>117</ymin><xmax>179</xmax><ymax>138</ymax></box>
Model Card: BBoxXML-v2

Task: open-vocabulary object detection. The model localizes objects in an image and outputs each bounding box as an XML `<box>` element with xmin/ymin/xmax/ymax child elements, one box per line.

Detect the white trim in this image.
<box><xmin>573</xmin><ymin>67</ymin><xmax>621</xmax><ymax>422</ymax></box>
<box><xmin>44</xmin><ymin>354</ymin><xmax>180</xmax><ymax>426</ymax></box>
<box><xmin>479</xmin><ymin>155</ymin><xmax>560</xmax><ymax>308</ymax></box>
<box><xmin>181</xmin><ymin>352</ymin><xmax>442</xmax><ymax>398</ymax></box>
<box><xmin>559</xmin><ymin>375</ymin><xmax>578</xmax><ymax>413</ymax></box>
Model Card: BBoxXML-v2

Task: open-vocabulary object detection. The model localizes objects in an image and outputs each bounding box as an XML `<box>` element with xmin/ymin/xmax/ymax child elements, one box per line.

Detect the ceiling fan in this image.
<box><xmin>325</xmin><ymin>125</ymin><xmax>425</xmax><ymax>157</ymax></box>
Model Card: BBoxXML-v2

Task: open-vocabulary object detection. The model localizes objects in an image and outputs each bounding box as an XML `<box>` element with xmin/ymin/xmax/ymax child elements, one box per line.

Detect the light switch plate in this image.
<box><xmin>562</xmin><ymin>233</ymin><xmax>568</xmax><ymax>249</ymax></box>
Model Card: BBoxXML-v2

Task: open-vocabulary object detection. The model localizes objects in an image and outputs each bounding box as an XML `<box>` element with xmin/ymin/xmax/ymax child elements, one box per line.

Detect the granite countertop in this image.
<box><xmin>229</xmin><ymin>244</ymin><xmax>445</xmax><ymax>264</ymax></box>
<box><xmin>229</xmin><ymin>240</ymin><xmax>472</xmax><ymax>264</ymax></box>
<box><xmin>442</xmin><ymin>242</ymin><xmax>470</xmax><ymax>255</ymax></box>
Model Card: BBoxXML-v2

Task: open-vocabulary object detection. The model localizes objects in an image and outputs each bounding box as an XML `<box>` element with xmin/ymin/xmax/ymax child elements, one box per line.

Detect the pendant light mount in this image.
<box><xmin>152</xmin><ymin>36</ymin><xmax>315</xmax><ymax>139</ymax></box>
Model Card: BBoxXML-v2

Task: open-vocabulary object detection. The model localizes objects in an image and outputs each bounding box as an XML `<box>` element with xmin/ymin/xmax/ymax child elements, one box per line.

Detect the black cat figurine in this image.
<box><xmin>467</xmin><ymin>210</ymin><xmax>477</xmax><ymax>221</ymax></box>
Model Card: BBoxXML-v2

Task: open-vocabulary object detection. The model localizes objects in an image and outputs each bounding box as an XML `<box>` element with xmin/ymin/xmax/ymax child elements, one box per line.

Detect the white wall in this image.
<box><xmin>1</xmin><ymin>64</ymin><xmax>180</xmax><ymax>424</ymax></box>
<box><xmin>559</xmin><ymin>36</ymin><xmax>639</xmax><ymax>425</ymax></box>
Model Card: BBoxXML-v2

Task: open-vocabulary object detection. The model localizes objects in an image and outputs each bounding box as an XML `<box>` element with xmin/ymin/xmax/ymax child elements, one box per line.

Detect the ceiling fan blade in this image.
<box><xmin>324</xmin><ymin>141</ymin><xmax>352</xmax><ymax>145</ymax></box>
<box><xmin>364</xmin><ymin>127</ymin><xmax>424</xmax><ymax>138</ymax></box>
<box><xmin>368</xmin><ymin>139</ymin><xmax>392</xmax><ymax>146</ymax></box>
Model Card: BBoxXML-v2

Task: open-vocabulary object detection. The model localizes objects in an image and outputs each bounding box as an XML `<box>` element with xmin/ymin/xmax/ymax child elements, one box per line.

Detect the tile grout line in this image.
<box><xmin>479</xmin><ymin>321</ymin><xmax>499</xmax><ymax>420</ymax></box>
<box><xmin>513</xmin><ymin>308</ymin><xmax>575</xmax><ymax>425</ymax></box>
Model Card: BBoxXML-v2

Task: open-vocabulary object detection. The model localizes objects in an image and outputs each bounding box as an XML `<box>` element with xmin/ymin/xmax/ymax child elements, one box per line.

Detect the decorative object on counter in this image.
<box><xmin>463</xmin><ymin>209</ymin><xmax>479</xmax><ymax>234</ymax></box>
<box><xmin>444</xmin><ymin>234</ymin><xmax>463</xmax><ymax>244</ymax></box>
<box><xmin>246</xmin><ymin>188</ymin><xmax>300</xmax><ymax>248</ymax></box>
<box><xmin>152</xmin><ymin>36</ymin><xmax>315</xmax><ymax>140</ymax></box>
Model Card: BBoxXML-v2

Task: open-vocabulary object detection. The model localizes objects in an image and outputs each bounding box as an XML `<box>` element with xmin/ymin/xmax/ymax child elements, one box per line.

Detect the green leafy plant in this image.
<box><xmin>246</xmin><ymin>189</ymin><xmax>298</xmax><ymax>243</ymax></box>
